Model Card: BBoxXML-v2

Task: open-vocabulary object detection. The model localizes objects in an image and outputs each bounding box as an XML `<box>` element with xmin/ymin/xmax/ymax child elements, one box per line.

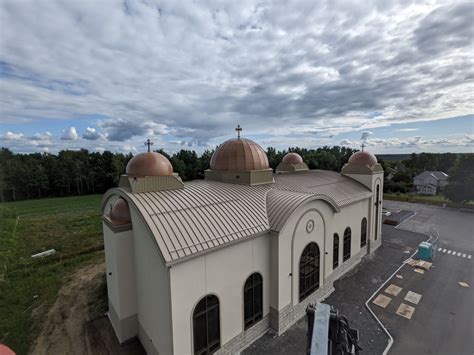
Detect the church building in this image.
<box><xmin>102</xmin><ymin>129</ymin><xmax>384</xmax><ymax>355</ymax></box>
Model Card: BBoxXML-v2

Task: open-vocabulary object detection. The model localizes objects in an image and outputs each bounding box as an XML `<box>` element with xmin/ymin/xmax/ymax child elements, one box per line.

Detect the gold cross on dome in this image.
<box><xmin>235</xmin><ymin>124</ymin><xmax>242</xmax><ymax>139</ymax></box>
<box><xmin>144</xmin><ymin>139</ymin><xmax>154</xmax><ymax>152</ymax></box>
<box><xmin>361</xmin><ymin>143</ymin><xmax>366</xmax><ymax>151</ymax></box>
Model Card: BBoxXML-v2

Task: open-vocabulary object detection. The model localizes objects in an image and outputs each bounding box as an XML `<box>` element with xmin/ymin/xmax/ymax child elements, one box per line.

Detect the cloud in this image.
<box><xmin>60</xmin><ymin>127</ymin><xmax>78</xmax><ymax>140</ymax></box>
<box><xmin>464</xmin><ymin>134</ymin><xmax>474</xmax><ymax>144</ymax></box>
<box><xmin>99</xmin><ymin>119</ymin><xmax>168</xmax><ymax>142</ymax></box>
<box><xmin>364</xmin><ymin>134</ymin><xmax>474</xmax><ymax>150</ymax></box>
<box><xmin>414</xmin><ymin>3</ymin><xmax>474</xmax><ymax>56</ymax></box>
<box><xmin>0</xmin><ymin>1</ymin><xmax>472</xmax><ymax>153</ymax></box>
<box><xmin>82</xmin><ymin>127</ymin><xmax>104</xmax><ymax>141</ymax></box>
<box><xmin>340</xmin><ymin>139</ymin><xmax>353</xmax><ymax>146</ymax></box>
<box><xmin>396</xmin><ymin>128</ymin><xmax>419</xmax><ymax>132</ymax></box>
<box><xmin>31</xmin><ymin>131</ymin><xmax>53</xmax><ymax>140</ymax></box>
<box><xmin>360</xmin><ymin>131</ymin><xmax>373</xmax><ymax>141</ymax></box>
<box><xmin>1</xmin><ymin>131</ymin><xmax>24</xmax><ymax>140</ymax></box>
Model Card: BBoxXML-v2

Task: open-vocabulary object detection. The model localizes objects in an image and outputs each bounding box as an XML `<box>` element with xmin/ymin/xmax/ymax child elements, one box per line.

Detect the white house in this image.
<box><xmin>413</xmin><ymin>171</ymin><xmax>448</xmax><ymax>195</ymax></box>
<box><xmin>101</xmin><ymin>132</ymin><xmax>384</xmax><ymax>355</ymax></box>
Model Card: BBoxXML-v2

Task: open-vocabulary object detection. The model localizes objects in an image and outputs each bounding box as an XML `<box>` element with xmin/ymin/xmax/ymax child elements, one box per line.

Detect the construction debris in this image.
<box><xmin>31</xmin><ymin>249</ymin><xmax>56</xmax><ymax>258</ymax></box>
<box><xmin>405</xmin><ymin>258</ymin><xmax>432</xmax><ymax>270</ymax></box>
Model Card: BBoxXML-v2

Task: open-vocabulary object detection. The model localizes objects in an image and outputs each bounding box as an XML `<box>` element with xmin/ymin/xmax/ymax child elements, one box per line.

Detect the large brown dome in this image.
<box><xmin>109</xmin><ymin>198</ymin><xmax>131</xmax><ymax>225</ymax></box>
<box><xmin>282</xmin><ymin>152</ymin><xmax>303</xmax><ymax>164</ymax></box>
<box><xmin>348</xmin><ymin>151</ymin><xmax>378</xmax><ymax>166</ymax></box>
<box><xmin>126</xmin><ymin>152</ymin><xmax>173</xmax><ymax>177</ymax></box>
<box><xmin>210</xmin><ymin>138</ymin><xmax>270</xmax><ymax>171</ymax></box>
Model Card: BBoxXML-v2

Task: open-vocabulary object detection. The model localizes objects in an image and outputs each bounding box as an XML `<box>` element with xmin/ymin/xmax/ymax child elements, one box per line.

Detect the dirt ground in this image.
<box><xmin>30</xmin><ymin>262</ymin><xmax>144</xmax><ymax>355</ymax></box>
<box><xmin>30</xmin><ymin>262</ymin><xmax>107</xmax><ymax>354</ymax></box>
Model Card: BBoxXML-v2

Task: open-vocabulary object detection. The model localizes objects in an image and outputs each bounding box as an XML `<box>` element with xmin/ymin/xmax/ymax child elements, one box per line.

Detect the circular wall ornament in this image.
<box><xmin>306</xmin><ymin>220</ymin><xmax>315</xmax><ymax>233</ymax></box>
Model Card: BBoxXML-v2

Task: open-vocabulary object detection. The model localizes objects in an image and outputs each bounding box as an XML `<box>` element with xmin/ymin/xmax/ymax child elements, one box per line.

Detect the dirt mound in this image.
<box><xmin>30</xmin><ymin>262</ymin><xmax>107</xmax><ymax>355</ymax></box>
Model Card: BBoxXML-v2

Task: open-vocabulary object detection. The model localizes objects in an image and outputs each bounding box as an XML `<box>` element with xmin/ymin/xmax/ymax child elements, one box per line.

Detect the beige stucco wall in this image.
<box><xmin>103</xmin><ymin>226</ymin><xmax>137</xmax><ymax>319</ymax></box>
<box><xmin>341</xmin><ymin>171</ymin><xmax>384</xmax><ymax>248</ymax></box>
<box><xmin>129</xmin><ymin>207</ymin><xmax>173</xmax><ymax>355</ymax></box>
<box><xmin>169</xmin><ymin>234</ymin><xmax>272</xmax><ymax>355</ymax></box>
<box><xmin>273</xmin><ymin>198</ymin><xmax>370</xmax><ymax>312</ymax></box>
<box><xmin>103</xmin><ymin>180</ymin><xmax>379</xmax><ymax>354</ymax></box>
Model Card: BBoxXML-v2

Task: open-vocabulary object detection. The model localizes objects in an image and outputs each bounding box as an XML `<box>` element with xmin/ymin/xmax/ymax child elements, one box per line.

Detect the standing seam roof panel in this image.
<box><xmin>156</xmin><ymin>190</ymin><xmax>200</xmax><ymax>255</ymax></box>
<box><xmin>149</xmin><ymin>192</ymin><xmax>191</xmax><ymax>256</ymax></box>
<box><xmin>104</xmin><ymin>170</ymin><xmax>372</xmax><ymax>265</ymax></box>
<box><xmin>161</xmin><ymin>189</ymin><xmax>203</xmax><ymax>252</ymax></box>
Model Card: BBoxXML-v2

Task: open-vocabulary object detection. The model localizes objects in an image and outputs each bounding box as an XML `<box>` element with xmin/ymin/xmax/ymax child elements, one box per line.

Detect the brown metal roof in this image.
<box><xmin>273</xmin><ymin>170</ymin><xmax>372</xmax><ymax>208</ymax></box>
<box><xmin>103</xmin><ymin>170</ymin><xmax>371</xmax><ymax>266</ymax></box>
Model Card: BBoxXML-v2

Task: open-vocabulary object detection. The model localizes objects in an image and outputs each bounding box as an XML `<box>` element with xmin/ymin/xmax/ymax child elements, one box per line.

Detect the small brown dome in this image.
<box><xmin>348</xmin><ymin>151</ymin><xmax>378</xmax><ymax>165</ymax></box>
<box><xmin>210</xmin><ymin>138</ymin><xmax>269</xmax><ymax>171</ymax></box>
<box><xmin>282</xmin><ymin>152</ymin><xmax>303</xmax><ymax>164</ymax></box>
<box><xmin>110</xmin><ymin>198</ymin><xmax>131</xmax><ymax>225</ymax></box>
<box><xmin>126</xmin><ymin>152</ymin><xmax>173</xmax><ymax>178</ymax></box>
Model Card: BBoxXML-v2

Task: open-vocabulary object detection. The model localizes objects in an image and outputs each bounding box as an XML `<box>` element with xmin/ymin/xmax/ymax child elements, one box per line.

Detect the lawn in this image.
<box><xmin>384</xmin><ymin>193</ymin><xmax>474</xmax><ymax>207</ymax></box>
<box><xmin>0</xmin><ymin>195</ymin><xmax>105</xmax><ymax>354</ymax></box>
<box><xmin>384</xmin><ymin>193</ymin><xmax>448</xmax><ymax>203</ymax></box>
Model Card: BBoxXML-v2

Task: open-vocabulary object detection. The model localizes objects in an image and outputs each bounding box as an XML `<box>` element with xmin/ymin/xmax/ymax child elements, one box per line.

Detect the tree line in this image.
<box><xmin>0</xmin><ymin>146</ymin><xmax>355</xmax><ymax>202</ymax></box>
<box><xmin>1</xmin><ymin>147</ymin><xmax>471</xmax><ymax>203</ymax></box>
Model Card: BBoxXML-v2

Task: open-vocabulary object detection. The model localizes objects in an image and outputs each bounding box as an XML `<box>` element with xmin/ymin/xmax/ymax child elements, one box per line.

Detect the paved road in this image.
<box><xmin>383</xmin><ymin>200</ymin><xmax>474</xmax><ymax>252</ymax></box>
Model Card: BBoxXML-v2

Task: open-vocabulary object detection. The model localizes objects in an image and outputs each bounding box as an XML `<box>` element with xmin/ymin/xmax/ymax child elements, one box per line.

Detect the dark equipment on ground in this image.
<box><xmin>306</xmin><ymin>303</ymin><xmax>362</xmax><ymax>355</ymax></box>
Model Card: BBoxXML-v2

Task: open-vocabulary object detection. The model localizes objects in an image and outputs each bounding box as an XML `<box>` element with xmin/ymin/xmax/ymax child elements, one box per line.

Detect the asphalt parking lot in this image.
<box><xmin>373</xmin><ymin>200</ymin><xmax>474</xmax><ymax>355</ymax></box>
<box><xmin>370</xmin><ymin>249</ymin><xmax>474</xmax><ymax>355</ymax></box>
<box><xmin>384</xmin><ymin>200</ymin><xmax>474</xmax><ymax>251</ymax></box>
<box><xmin>246</xmin><ymin>201</ymin><xmax>473</xmax><ymax>355</ymax></box>
<box><xmin>244</xmin><ymin>225</ymin><xmax>427</xmax><ymax>355</ymax></box>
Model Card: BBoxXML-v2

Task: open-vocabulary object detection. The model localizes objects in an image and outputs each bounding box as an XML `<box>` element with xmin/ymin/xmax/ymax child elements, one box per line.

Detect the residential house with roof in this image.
<box><xmin>413</xmin><ymin>171</ymin><xmax>449</xmax><ymax>195</ymax></box>
<box><xmin>101</xmin><ymin>129</ymin><xmax>384</xmax><ymax>355</ymax></box>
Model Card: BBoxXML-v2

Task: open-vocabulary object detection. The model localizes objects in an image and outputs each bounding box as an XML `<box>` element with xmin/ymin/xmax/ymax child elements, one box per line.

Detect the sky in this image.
<box><xmin>0</xmin><ymin>0</ymin><xmax>473</xmax><ymax>155</ymax></box>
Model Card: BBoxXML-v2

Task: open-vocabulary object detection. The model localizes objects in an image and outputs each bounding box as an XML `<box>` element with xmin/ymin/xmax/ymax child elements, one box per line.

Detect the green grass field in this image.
<box><xmin>384</xmin><ymin>193</ymin><xmax>474</xmax><ymax>207</ymax></box>
<box><xmin>0</xmin><ymin>195</ymin><xmax>105</xmax><ymax>354</ymax></box>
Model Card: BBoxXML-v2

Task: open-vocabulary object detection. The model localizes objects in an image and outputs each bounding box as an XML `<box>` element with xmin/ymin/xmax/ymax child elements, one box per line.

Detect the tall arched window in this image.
<box><xmin>299</xmin><ymin>242</ymin><xmax>320</xmax><ymax>302</ymax></box>
<box><xmin>375</xmin><ymin>184</ymin><xmax>380</xmax><ymax>240</ymax></box>
<box><xmin>361</xmin><ymin>218</ymin><xmax>367</xmax><ymax>247</ymax></box>
<box><xmin>244</xmin><ymin>273</ymin><xmax>263</xmax><ymax>330</ymax></box>
<box><xmin>193</xmin><ymin>295</ymin><xmax>220</xmax><ymax>355</ymax></box>
<box><xmin>333</xmin><ymin>234</ymin><xmax>339</xmax><ymax>269</ymax></box>
<box><xmin>343</xmin><ymin>227</ymin><xmax>351</xmax><ymax>262</ymax></box>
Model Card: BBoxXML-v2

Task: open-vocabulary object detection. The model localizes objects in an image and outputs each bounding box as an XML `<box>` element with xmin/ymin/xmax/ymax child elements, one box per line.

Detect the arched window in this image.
<box><xmin>193</xmin><ymin>295</ymin><xmax>220</xmax><ymax>355</ymax></box>
<box><xmin>343</xmin><ymin>227</ymin><xmax>351</xmax><ymax>262</ymax></box>
<box><xmin>361</xmin><ymin>218</ymin><xmax>367</xmax><ymax>247</ymax></box>
<box><xmin>375</xmin><ymin>184</ymin><xmax>380</xmax><ymax>240</ymax></box>
<box><xmin>333</xmin><ymin>234</ymin><xmax>339</xmax><ymax>269</ymax></box>
<box><xmin>299</xmin><ymin>242</ymin><xmax>320</xmax><ymax>302</ymax></box>
<box><xmin>244</xmin><ymin>273</ymin><xmax>263</xmax><ymax>330</ymax></box>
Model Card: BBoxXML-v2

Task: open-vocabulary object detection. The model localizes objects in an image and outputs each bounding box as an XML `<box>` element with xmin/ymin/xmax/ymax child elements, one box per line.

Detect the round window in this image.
<box><xmin>306</xmin><ymin>220</ymin><xmax>315</xmax><ymax>233</ymax></box>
